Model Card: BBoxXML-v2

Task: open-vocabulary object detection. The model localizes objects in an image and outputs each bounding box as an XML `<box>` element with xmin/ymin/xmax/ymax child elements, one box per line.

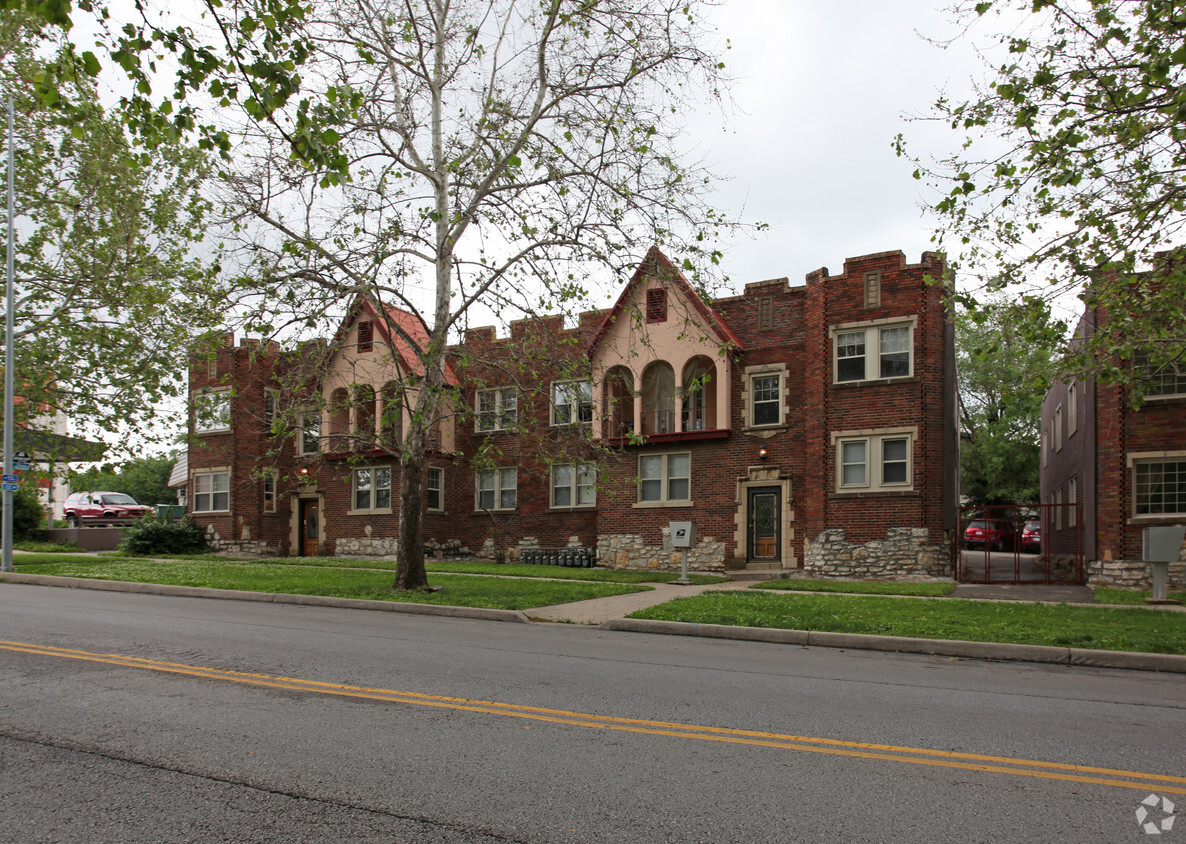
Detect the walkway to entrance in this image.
<box><xmin>951</xmin><ymin>583</ymin><xmax>1095</xmax><ymax>603</ymax></box>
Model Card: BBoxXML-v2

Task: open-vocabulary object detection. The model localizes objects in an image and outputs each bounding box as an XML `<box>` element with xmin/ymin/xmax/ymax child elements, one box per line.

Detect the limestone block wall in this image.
<box><xmin>804</xmin><ymin>527</ymin><xmax>951</xmax><ymax>578</ymax></box>
<box><xmin>203</xmin><ymin>524</ymin><xmax>280</xmax><ymax>557</ymax></box>
<box><xmin>1087</xmin><ymin>557</ymin><xmax>1186</xmax><ymax>590</ymax></box>
<box><xmin>597</xmin><ymin>529</ymin><xmax>726</xmax><ymax>572</ymax></box>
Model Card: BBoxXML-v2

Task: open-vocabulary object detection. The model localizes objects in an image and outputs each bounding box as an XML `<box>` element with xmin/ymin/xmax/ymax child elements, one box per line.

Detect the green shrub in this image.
<box><xmin>119</xmin><ymin>515</ymin><xmax>209</xmax><ymax>555</ymax></box>
<box><xmin>1</xmin><ymin>485</ymin><xmax>47</xmax><ymax>541</ymax></box>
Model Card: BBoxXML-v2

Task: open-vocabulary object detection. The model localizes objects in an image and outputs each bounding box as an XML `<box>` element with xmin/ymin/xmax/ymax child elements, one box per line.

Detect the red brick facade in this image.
<box><xmin>187</xmin><ymin>248</ymin><xmax>959</xmax><ymax>577</ymax></box>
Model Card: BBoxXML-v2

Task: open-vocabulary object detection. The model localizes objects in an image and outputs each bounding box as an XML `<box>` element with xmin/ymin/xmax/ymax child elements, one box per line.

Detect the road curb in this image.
<box><xmin>601</xmin><ymin>618</ymin><xmax>1186</xmax><ymax>673</ymax></box>
<box><xmin>0</xmin><ymin>573</ymin><xmax>531</xmax><ymax>624</ymax></box>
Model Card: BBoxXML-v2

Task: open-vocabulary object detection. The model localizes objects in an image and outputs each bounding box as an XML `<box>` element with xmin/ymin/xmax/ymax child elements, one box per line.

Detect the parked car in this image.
<box><xmin>963</xmin><ymin>518</ymin><xmax>1016</xmax><ymax>551</ymax></box>
<box><xmin>1020</xmin><ymin>520</ymin><xmax>1042</xmax><ymax>552</ymax></box>
<box><xmin>63</xmin><ymin>491</ymin><xmax>153</xmax><ymax>527</ymax></box>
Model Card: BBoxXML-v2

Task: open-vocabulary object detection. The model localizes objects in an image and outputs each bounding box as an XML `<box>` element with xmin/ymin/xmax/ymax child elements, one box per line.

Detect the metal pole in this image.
<box><xmin>3</xmin><ymin>93</ymin><xmax>14</xmax><ymax>572</ymax></box>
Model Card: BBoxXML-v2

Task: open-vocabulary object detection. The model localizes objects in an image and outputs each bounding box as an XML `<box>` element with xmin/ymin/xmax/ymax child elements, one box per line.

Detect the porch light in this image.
<box><xmin>758</xmin><ymin>446</ymin><xmax>768</xmax><ymax>461</ymax></box>
<box><xmin>299</xmin><ymin>467</ymin><xmax>309</xmax><ymax>476</ymax></box>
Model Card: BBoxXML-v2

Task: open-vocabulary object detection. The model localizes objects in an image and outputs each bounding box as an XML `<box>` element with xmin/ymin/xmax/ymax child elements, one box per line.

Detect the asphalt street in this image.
<box><xmin>1</xmin><ymin>584</ymin><xmax>1182</xmax><ymax>842</ymax></box>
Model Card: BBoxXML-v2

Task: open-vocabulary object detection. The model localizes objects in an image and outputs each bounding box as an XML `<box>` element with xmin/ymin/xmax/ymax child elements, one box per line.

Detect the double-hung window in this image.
<box><xmin>552</xmin><ymin>463</ymin><xmax>596</xmax><ymax>508</ymax></box>
<box><xmin>299</xmin><ymin>412</ymin><xmax>321</xmax><ymax>455</ymax></box>
<box><xmin>476</xmin><ymin>387</ymin><xmax>517</xmax><ymax>432</ymax></box>
<box><xmin>194</xmin><ymin>390</ymin><xmax>231</xmax><ymax>434</ymax></box>
<box><xmin>193</xmin><ymin>471</ymin><xmax>230</xmax><ymax>512</ymax></box>
<box><xmin>353</xmin><ymin>467</ymin><xmax>392</xmax><ymax>511</ymax></box>
<box><xmin>263</xmin><ymin>473</ymin><xmax>277</xmax><ymax>513</ymax></box>
<box><xmin>552</xmin><ymin>380</ymin><xmax>593</xmax><ymax>425</ymax></box>
<box><xmin>834</xmin><ymin>430</ymin><xmax>914</xmax><ymax>492</ymax></box>
<box><xmin>638</xmin><ymin>453</ymin><xmax>690</xmax><ymax>504</ymax></box>
<box><xmin>476</xmin><ymin>468</ymin><xmax>517</xmax><ymax>511</ymax></box>
<box><xmin>833</xmin><ymin>319</ymin><xmax>915</xmax><ymax>383</ymax></box>
<box><xmin>427</xmin><ymin>467</ymin><xmax>443</xmax><ymax>511</ymax></box>
<box><xmin>1133</xmin><ymin>458</ymin><xmax>1186</xmax><ymax>516</ymax></box>
<box><xmin>751</xmin><ymin>374</ymin><xmax>781</xmax><ymax>426</ymax></box>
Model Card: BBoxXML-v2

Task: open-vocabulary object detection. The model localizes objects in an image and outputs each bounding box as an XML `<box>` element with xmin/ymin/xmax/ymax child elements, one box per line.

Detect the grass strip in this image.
<box><xmin>750</xmin><ymin>579</ymin><xmax>954</xmax><ymax>597</ymax></box>
<box><xmin>630</xmin><ymin>591</ymin><xmax>1186</xmax><ymax>654</ymax></box>
<box><xmin>1094</xmin><ymin>587</ymin><xmax>1186</xmax><ymax>605</ymax></box>
<box><xmin>9</xmin><ymin>558</ymin><xmax>649</xmax><ymax>611</ymax></box>
<box><xmin>94</xmin><ymin>553</ymin><xmax>729</xmax><ymax>584</ymax></box>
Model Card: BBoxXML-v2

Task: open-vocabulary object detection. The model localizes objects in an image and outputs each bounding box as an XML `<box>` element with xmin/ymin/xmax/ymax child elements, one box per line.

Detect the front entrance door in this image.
<box><xmin>300</xmin><ymin>500</ymin><xmax>320</xmax><ymax>557</ymax></box>
<box><xmin>747</xmin><ymin>487</ymin><xmax>781</xmax><ymax>562</ymax></box>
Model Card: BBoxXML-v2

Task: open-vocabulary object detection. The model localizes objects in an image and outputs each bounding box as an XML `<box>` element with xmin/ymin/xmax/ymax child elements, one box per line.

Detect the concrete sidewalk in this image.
<box><xmin>529</xmin><ymin>579</ymin><xmax>740</xmax><ymax>624</ymax></box>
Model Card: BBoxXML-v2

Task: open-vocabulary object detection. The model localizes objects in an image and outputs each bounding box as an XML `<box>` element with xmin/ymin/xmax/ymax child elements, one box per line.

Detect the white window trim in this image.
<box><xmin>1041</xmin><ymin>428</ymin><xmax>1048</xmax><ymax>467</ymax></box>
<box><xmin>829</xmin><ymin>315</ymin><xmax>918</xmax><ymax>385</ymax></box>
<box><xmin>550</xmin><ymin>462</ymin><xmax>597</xmax><ymax>509</ymax></box>
<box><xmin>193</xmin><ymin>389</ymin><xmax>232</xmax><ymax>434</ymax></box>
<box><xmin>1067</xmin><ymin>383</ymin><xmax>1078</xmax><ymax>436</ymax></box>
<box><xmin>298</xmin><ymin>411</ymin><xmax>321</xmax><ymax>456</ymax></box>
<box><xmin>263</xmin><ymin>471</ymin><xmax>278</xmax><ymax>514</ymax></box>
<box><xmin>635</xmin><ymin>452</ymin><xmax>692</xmax><ymax>507</ymax></box>
<box><xmin>551</xmin><ymin>379</ymin><xmax>593</xmax><ymax>426</ymax></box>
<box><xmin>475</xmin><ymin>386</ymin><xmax>518</xmax><ymax>433</ymax></box>
<box><xmin>831</xmin><ymin>427</ymin><xmax>917</xmax><ymax>493</ymax></box>
<box><xmin>1127</xmin><ymin>450</ymin><xmax>1186</xmax><ymax>518</ymax></box>
<box><xmin>1054</xmin><ymin>404</ymin><xmax>1063</xmax><ymax>452</ymax></box>
<box><xmin>743</xmin><ymin>363</ymin><xmax>787</xmax><ymax>430</ymax></box>
<box><xmin>263</xmin><ymin>389</ymin><xmax>279</xmax><ymax>434</ymax></box>
<box><xmin>350</xmin><ymin>465</ymin><xmax>393</xmax><ymax>514</ymax></box>
<box><xmin>427</xmin><ymin>467</ymin><xmax>444</xmax><ymax>513</ymax></box>
<box><xmin>475</xmin><ymin>467</ymin><xmax>518</xmax><ymax>512</ymax></box>
<box><xmin>193</xmin><ymin>469</ymin><xmax>230</xmax><ymax>513</ymax></box>
<box><xmin>1068</xmin><ymin>477</ymin><xmax>1077</xmax><ymax>527</ymax></box>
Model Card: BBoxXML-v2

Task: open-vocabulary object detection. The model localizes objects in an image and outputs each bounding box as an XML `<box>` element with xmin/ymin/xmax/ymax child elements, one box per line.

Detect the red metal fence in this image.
<box><xmin>955</xmin><ymin>503</ymin><xmax>1083</xmax><ymax>584</ymax></box>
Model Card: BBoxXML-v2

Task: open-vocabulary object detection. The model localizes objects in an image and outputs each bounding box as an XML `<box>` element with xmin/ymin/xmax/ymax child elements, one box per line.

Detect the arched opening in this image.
<box><xmin>328</xmin><ymin>388</ymin><xmax>350</xmax><ymax>444</ymax></box>
<box><xmin>355</xmin><ymin>385</ymin><xmax>376</xmax><ymax>443</ymax></box>
<box><xmin>604</xmin><ymin>366</ymin><xmax>635</xmax><ymax>438</ymax></box>
<box><xmin>641</xmin><ymin>361</ymin><xmax>675</xmax><ymax>435</ymax></box>
<box><xmin>682</xmin><ymin>357</ymin><xmax>717</xmax><ymax>431</ymax></box>
<box><xmin>380</xmin><ymin>381</ymin><xmax>402</xmax><ymax>448</ymax></box>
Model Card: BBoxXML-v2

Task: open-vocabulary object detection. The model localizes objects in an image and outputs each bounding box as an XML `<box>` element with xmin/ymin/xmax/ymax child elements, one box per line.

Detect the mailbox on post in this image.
<box><xmin>670</xmin><ymin>521</ymin><xmax>695</xmax><ymax>548</ymax></box>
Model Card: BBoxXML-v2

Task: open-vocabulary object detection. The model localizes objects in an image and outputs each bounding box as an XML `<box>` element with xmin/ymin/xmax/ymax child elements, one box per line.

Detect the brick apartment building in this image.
<box><xmin>186</xmin><ymin>247</ymin><xmax>960</xmax><ymax>577</ymax></box>
<box><xmin>1042</xmin><ymin>304</ymin><xmax>1186</xmax><ymax>590</ymax></box>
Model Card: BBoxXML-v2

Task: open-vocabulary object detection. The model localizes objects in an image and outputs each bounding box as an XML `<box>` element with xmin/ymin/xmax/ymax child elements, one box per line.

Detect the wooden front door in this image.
<box><xmin>300</xmin><ymin>500</ymin><xmax>320</xmax><ymax>557</ymax></box>
<box><xmin>747</xmin><ymin>487</ymin><xmax>781</xmax><ymax>562</ymax></box>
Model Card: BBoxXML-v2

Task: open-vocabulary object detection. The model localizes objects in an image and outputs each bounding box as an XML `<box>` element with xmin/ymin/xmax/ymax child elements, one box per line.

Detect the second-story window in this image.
<box><xmin>476</xmin><ymin>387</ymin><xmax>518</xmax><ymax>432</ymax></box>
<box><xmin>552</xmin><ymin>380</ymin><xmax>593</xmax><ymax>425</ymax></box>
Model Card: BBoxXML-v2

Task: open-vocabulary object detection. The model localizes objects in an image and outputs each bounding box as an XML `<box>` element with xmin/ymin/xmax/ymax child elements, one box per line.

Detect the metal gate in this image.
<box><xmin>955</xmin><ymin>503</ymin><xmax>1083</xmax><ymax>584</ymax></box>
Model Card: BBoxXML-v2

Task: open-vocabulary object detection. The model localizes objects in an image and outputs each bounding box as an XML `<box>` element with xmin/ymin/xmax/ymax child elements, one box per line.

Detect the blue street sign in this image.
<box><xmin>1</xmin><ymin>474</ymin><xmax>17</xmax><ymax>483</ymax></box>
<box><xmin>12</xmin><ymin>462</ymin><xmax>29</xmax><ymax>471</ymax></box>
<box><xmin>2</xmin><ymin>483</ymin><xmax>18</xmax><ymax>492</ymax></box>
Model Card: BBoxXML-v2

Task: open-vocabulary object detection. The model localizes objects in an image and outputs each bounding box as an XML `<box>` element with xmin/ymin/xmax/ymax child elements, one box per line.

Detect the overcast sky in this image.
<box><xmin>692</xmin><ymin>0</ymin><xmax>984</xmax><ymax>293</ymax></box>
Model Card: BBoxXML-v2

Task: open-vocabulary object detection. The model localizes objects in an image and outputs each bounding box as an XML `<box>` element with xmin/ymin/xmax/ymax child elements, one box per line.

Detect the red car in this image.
<box><xmin>964</xmin><ymin>519</ymin><xmax>1016</xmax><ymax>551</ymax></box>
<box><xmin>1020</xmin><ymin>520</ymin><xmax>1042</xmax><ymax>552</ymax></box>
<box><xmin>64</xmin><ymin>491</ymin><xmax>153</xmax><ymax>527</ymax></box>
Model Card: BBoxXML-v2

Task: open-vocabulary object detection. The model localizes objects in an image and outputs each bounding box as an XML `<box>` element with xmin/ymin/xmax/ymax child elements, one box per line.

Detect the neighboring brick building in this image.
<box><xmin>1042</xmin><ymin>305</ymin><xmax>1186</xmax><ymax>590</ymax></box>
<box><xmin>187</xmin><ymin>246</ymin><xmax>959</xmax><ymax>577</ymax></box>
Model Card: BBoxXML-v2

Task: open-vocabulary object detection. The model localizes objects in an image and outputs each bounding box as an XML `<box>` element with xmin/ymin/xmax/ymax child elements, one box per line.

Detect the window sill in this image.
<box><xmin>831</xmin><ymin>376</ymin><xmax>919</xmax><ymax>389</ymax></box>
<box><xmin>633</xmin><ymin>500</ymin><xmax>694</xmax><ymax>509</ymax></box>
<box><xmin>193</xmin><ymin>509</ymin><xmax>231</xmax><ymax>515</ymax></box>
<box><xmin>194</xmin><ymin>428</ymin><xmax>232</xmax><ymax>436</ymax></box>
<box><xmin>347</xmin><ymin>508</ymin><xmax>394</xmax><ymax>516</ymax></box>
<box><xmin>472</xmin><ymin>509</ymin><xmax>519</xmax><ymax>515</ymax></box>
<box><xmin>547</xmin><ymin>505</ymin><xmax>598</xmax><ymax>513</ymax></box>
<box><xmin>829</xmin><ymin>489</ymin><xmax>917</xmax><ymax>499</ymax></box>
<box><xmin>474</xmin><ymin>428</ymin><xmax>516</xmax><ymax>435</ymax></box>
<box><xmin>1127</xmin><ymin>514</ymin><xmax>1186</xmax><ymax>525</ymax></box>
<box><xmin>743</xmin><ymin>423</ymin><xmax>788</xmax><ymax>436</ymax></box>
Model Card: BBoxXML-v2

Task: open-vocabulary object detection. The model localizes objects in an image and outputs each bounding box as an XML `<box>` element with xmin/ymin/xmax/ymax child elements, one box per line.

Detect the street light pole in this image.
<box><xmin>3</xmin><ymin>93</ymin><xmax>15</xmax><ymax>573</ymax></box>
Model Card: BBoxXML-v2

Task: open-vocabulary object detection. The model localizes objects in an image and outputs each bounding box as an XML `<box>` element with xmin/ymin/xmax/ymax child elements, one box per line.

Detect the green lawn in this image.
<box><xmin>630</xmin><ymin>591</ymin><xmax>1186</xmax><ymax>654</ymax></box>
<box><xmin>750</xmin><ymin>578</ymin><xmax>954</xmax><ymax>597</ymax></box>
<box><xmin>1094</xmin><ymin>587</ymin><xmax>1186</xmax><ymax>605</ymax></box>
<box><xmin>8</xmin><ymin>557</ymin><xmax>649</xmax><ymax>611</ymax></box>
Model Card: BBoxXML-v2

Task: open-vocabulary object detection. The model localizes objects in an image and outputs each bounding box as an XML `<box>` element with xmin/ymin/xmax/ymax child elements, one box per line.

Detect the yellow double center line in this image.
<box><xmin>4</xmin><ymin>639</ymin><xmax>1184</xmax><ymax>795</ymax></box>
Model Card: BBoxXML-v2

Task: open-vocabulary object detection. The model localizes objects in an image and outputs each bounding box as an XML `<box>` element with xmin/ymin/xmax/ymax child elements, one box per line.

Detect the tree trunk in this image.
<box><xmin>394</xmin><ymin>434</ymin><xmax>429</xmax><ymax>591</ymax></box>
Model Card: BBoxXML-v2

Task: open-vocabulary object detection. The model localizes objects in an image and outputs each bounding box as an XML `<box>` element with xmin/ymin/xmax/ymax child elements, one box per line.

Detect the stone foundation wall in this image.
<box><xmin>1087</xmin><ymin>558</ymin><xmax>1186</xmax><ymax>590</ymax></box>
<box><xmin>804</xmin><ymin>528</ymin><xmax>951</xmax><ymax>578</ymax></box>
<box><xmin>204</xmin><ymin>525</ymin><xmax>279</xmax><ymax>557</ymax></box>
<box><xmin>597</xmin><ymin>529</ymin><xmax>726</xmax><ymax>572</ymax></box>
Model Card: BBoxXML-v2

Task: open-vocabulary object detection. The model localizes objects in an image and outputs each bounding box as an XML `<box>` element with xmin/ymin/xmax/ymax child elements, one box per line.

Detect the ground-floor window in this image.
<box><xmin>551</xmin><ymin>463</ymin><xmax>596</xmax><ymax>507</ymax></box>
<box><xmin>476</xmin><ymin>467</ymin><xmax>517</xmax><ymax>511</ymax></box>
<box><xmin>1134</xmin><ymin>459</ymin><xmax>1186</xmax><ymax>516</ymax></box>
<box><xmin>353</xmin><ymin>466</ymin><xmax>392</xmax><ymax>511</ymax></box>
<box><xmin>427</xmin><ymin>467</ymin><xmax>443</xmax><ymax>512</ymax></box>
<box><xmin>193</xmin><ymin>471</ymin><xmax>229</xmax><ymax>512</ymax></box>
<box><xmin>638</xmin><ymin>453</ymin><xmax>690</xmax><ymax>504</ymax></box>
<box><xmin>833</xmin><ymin>430</ymin><xmax>914</xmax><ymax>492</ymax></box>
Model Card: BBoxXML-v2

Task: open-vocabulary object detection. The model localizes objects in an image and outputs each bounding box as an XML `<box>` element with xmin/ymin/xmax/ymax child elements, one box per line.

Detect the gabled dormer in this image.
<box><xmin>589</xmin><ymin>247</ymin><xmax>741</xmax><ymax>443</ymax></box>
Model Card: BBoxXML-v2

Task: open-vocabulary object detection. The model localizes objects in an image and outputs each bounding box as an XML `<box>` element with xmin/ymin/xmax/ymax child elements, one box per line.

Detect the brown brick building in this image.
<box><xmin>187</xmin><ymin>247</ymin><xmax>960</xmax><ymax>577</ymax></box>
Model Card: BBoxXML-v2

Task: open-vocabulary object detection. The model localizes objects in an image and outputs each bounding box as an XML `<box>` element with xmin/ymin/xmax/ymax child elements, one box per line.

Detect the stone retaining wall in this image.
<box><xmin>1087</xmin><ymin>558</ymin><xmax>1186</xmax><ymax>590</ymax></box>
<box><xmin>203</xmin><ymin>525</ymin><xmax>279</xmax><ymax>557</ymax></box>
<box><xmin>804</xmin><ymin>528</ymin><xmax>951</xmax><ymax>578</ymax></box>
<box><xmin>596</xmin><ymin>529</ymin><xmax>726</xmax><ymax>572</ymax></box>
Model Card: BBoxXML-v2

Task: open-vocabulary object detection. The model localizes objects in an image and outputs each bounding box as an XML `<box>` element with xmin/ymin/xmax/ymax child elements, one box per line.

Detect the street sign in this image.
<box><xmin>1</xmin><ymin>474</ymin><xmax>16</xmax><ymax>483</ymax></box>
<box><xmin>12</xmin><ymin>461</ymin><xmax>28</xmax><ymax>471</ymax></box>
<box><xmin>2</xmin><ymin>483</ymin><xmax>17</xmax><ymax>492</ymax></box>
<box><xmin>12</xmin><ymin>451</ymin><xmax>29</xmax><ymax>460</ymax></box>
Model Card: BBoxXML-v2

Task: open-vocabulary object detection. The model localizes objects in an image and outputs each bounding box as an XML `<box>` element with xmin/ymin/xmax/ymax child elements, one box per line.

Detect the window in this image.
<box><xmin>1135</xmin><ymin>352</ymin><xmax>1186</xmax><ymax>397</ymax></box>
<box><xmin>1041</xmin><ymin>428</ymin><xmax>1048</xmax><ymax>467</ymax></box>
<box><xmin>194</xmin><ymin>390</ymin><xmax>231</xmax><ymax>434</ymax></box>
<box><xmin>476</xmin><ymin>468</ymin><xmax>517</xmax><ymax>510</ymax></box>
<box><xmin>833</xmin><ymin>430</ymin><xmax>914</xmax><ymax>492</ymax></box>
<box><xmin>832</xmin><ymin>319</ymin><xmax>915</xmax><ymax>383</ymax></box>
<box><xmin>427</xmin><ymin>467</ymin><xmax>443</xmax><ymax>511</ymax></box>
<box><xmin>638</xmin><ymin>453</ymin><xmax>690</xmax><ymax>504</ymax></box>
<box><xmin>193</xmin><ymin>471</ymin><xmax>229</xmax><ymax>512</ymax></box>
<box><xmin>264</xmin><ymin>389</ymin><xmax>278</xmax><ymax>433</ymax></box>
<box><xmin>1067</xmin><ymin>383</ymin><xmax>1078</xmax><ymax>436</ymax></box>
<box><xmin>1054</xmin><ymin>404</ymin><xmax>1063</xmax><ymax>451</ymax></box>
<box><xmin>353</xmin><ymin>466</ymin><xmax>392</xmax><ymax>511</ymax></box>
<box><xmin>207</xmin><ymin>357</ymin><xmax>217</xmax><ymax>379</ymax></box>
<box><xmin>1134</xmin><ymin>459</ymin><xmax>1186</xmax><ymax>516</ymax></box>
<box><xmin>1054</xmin><ymin>488</ymin><xmax>1062</xmax><ymax>530</ymax></box>
<box><xmin>751</xmin><ymin>374</ymin><xmax>781</xmax><ymax>426</ymax></box>
<box><xmin>646</xmin><ymin>288</ymin><xmax>667</xmax><ymax>323</ymax></box>
<box><xmin>758</xmin><ymin>296</ymin><xmax>774</xmax><ymax>331</ymax></box>
<box><xmin>263</xmin><ymin>473</ymin><xmax>277</xmax><ymax>513</ymax></box>
<box><xmin>357</xmin><ymin>320</ymin><xmax>374</xmax><ymax>353</ymax></box>
<box><xmin>300</xmin><ymin>412</ymin><xmax>320</xmax><ymax>455</ymax></box>
<box><xmin>476</xmin><ymin>387</ymin><xmax>518</xmax><ymax>432</ymax></box>
<box><xmin>1068</xmin><ymin>477</ymin><xmax>1077</xmax><ymax>527</ymax></box>
<box><xmin>552</xmin><ymin>380</ymin><xmax>592</xmax><ymax>425</ymax></box>
<box><xmin>863</xmin><ymin>271</ymin><xmax>880</xmax><ymax>309</ymax></box>
<box><xmin>552</xmin><ymin>463</ymin><xmax>596</xmax><ymax>508</ymax></box>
